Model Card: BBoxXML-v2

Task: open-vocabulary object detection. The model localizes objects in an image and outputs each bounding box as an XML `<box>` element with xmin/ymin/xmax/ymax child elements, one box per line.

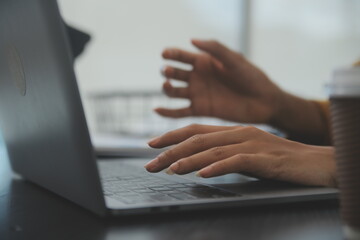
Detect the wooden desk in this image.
<box><xmin>0</xmin><ymin>155</ymin><xmax>343</xmax><ymax>240</ymax></box>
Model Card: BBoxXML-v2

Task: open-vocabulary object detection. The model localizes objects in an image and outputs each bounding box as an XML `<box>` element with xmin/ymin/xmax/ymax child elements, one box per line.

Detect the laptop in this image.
<box><xmin>0</xmin><ymin>0</ymin><xmax>338</xmax><ymax>216</ymax></box>
<box><xmin>92</xmin><ymin>134</ymin><xmax>166</xmax><ymax>158</ymax></box>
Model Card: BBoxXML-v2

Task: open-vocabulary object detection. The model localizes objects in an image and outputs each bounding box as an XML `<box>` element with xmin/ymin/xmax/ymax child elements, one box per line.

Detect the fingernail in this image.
<box><xmin>165</xmin><ymin>49</ymin><xmax>174</xmax><ymax>57</ymax></box>
<box><xmin>166</xmin><ymin>168</ymin><xmax>174</xmax><ymax>175</ymax></box>
<box><xmin>164</xmin><ymin>79</ymin><xmax>171</xmax><ymax>86</ymax></box>
<box><xmin>144</xmin><ymin>158</ymin><xmax>159</xmax><ymax>172</ymax></box>
<box><xmin>160</xmin><ymin>66</ymin><xmax>167</xmax><ymax>77</ymax></box>
<box><xmin>166</xmin><ymin>162</ymin><xmax>179</xmax><ymax>175</ymax></box>
<box><xmin>191</xmin><ymin>39</ymin><xmax>204</xmax><ymax>44</ymax></box>
<box><xmin>148</xmin><ymin>137</ymin><xmax>160</xmax><ymax>145</ymax></box>
<box><xmin>196</xmin><ymin>167</ymin><xmax>210</xmax><ymax>178</ymax></box>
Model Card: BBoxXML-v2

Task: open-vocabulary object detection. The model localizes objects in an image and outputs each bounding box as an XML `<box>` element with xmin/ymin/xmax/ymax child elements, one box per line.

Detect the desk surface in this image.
<box><xmin>0</xmin><ymin>154</ymin><xmax>343</xmax><ymax>240</ymax></box>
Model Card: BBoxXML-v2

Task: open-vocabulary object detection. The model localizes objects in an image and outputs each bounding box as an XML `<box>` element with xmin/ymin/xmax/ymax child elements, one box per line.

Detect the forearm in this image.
<box><xmin>270</xmin><ymin>92</ymin><xmax>331</xmax><ymax>145</ymax></box>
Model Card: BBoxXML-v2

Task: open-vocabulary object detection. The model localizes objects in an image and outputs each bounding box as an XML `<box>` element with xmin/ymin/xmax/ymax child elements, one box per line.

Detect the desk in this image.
<box><xmin>0</xmin><ymin>155</ymin><xmax>343</xmax><ymax>240</ymax></box>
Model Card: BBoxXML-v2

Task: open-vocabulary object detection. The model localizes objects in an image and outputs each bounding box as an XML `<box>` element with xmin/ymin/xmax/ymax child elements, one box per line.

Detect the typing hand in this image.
<box><xmin>156</xmin><ymin>39</ymin><xmax>284</xmax><ymax>124</ymax></box>
<box><xmin>145</xmin><ymin>124</ymin><xmax>337</xmax><ymax>187</ymax></box>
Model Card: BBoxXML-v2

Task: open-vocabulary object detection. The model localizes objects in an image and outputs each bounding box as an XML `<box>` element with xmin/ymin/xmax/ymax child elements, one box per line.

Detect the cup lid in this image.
<box><xmin>328</xmin><ymin>67</ymin><xmax>360</xmax><ymax>97</ymax></box>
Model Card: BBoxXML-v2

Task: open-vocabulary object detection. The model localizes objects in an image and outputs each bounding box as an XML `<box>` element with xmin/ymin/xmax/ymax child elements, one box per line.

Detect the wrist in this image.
<box><xmin>269</xmin><ymin>90</ymin><xmax>294</xmax><ymax>127</ymax></box>
<box><xmin>269</xmin><ymin>92</ymin><xmax>328</xmax><ymax>145</ymax></box>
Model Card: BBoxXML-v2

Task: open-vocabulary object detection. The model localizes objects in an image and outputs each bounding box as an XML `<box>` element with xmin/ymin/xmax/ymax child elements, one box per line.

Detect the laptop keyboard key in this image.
<box><xmin>100</xmin><ymin>165</ymin><xmax>241</xmax><ymax>205</ymax></box>
<box><xmin>158</xmin><ymin>190</ymin><xmax>182</xmax><ymax>195</ymax></box>
<box><xmin>144</xmin><ymin>193</ymin><xmax>176</xmax><ymax>202</ymax></box>
<box><xmin>181</xmin><ymin>187</ymin><xmax>238</xmax><ymax>198</ymax></box>
<box><xmin>166</xmin><ymin>184</ymin><xmax>188</xmax><ymax>188</ymax></box>
<box><xmin>168</xmin><ymin>193</ymin><xmax>197</xmax><ymax>200</ymax></box>
<box><xmin>150</xmin><ymin>187</ymin><xmax>171</xmax><ymax>191</ymax></box>
<box><xmin>133</xmin><ymin>188</ymin><xmax>155</xmax><ymax>193</ymax></box>
<box><xmin>184</xmin><ymin>183</ymin><xmax>207</xmax><ymax>188</ymax></box>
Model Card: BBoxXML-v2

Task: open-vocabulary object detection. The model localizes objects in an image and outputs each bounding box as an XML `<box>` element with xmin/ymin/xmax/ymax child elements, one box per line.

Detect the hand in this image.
<box><xmin>157</xmin><ymin>39</ymin><xmax>331</xmax><ymax>145</ymax></box>
<box><xmin>145</xmin><ymin>124</ymin><xmax>337</xmax><ymax>187</ymax></box>
<box><xmin>156</xmin><ymin>39</ymin><xmax>284</xmax><ymax>124</ymax></box>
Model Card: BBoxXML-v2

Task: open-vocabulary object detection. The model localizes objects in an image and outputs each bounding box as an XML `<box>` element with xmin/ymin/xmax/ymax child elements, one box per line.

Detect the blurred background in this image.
<box><xmin>57</xmin><ymin>0</ymin><xmax>360</xmax><ymax>139</ymax></box>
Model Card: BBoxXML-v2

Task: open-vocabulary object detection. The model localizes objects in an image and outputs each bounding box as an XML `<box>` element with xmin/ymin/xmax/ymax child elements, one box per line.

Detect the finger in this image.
<box><xmin>167</xmin><ymin>144</ymin><xmax>243</xmax><ymax>175</ymax></box>
<box><xmin>162</xmin><ymin>80</ymin><xmax>189</xmax><ymax>99</ymax></box>
<box><xmin>174</xmin><ymin>126</ymin><xmax>280</xmax><ymax>176</ymax></box>
<box><xmin>162</xmin><ymin>66</ymin><xmax>191</xmax><ymax>82</ymax></box>
<box><xmin>162</xmin><ymin>48</ymin><xmax>197</xmax><ymax>65</ymax></box>
<box><xmin>154</xmin><ymin>107</ymin><xmax>193</xmax><ymax>119</ymax></box>
<box><xmin>191</xmin><ymin>39</ymin><xmax>237</xmax><ymax>68</ymax></box>
<box><xmin>149</xmin><ymin>124</ymin><xmax>237</xmax><ymax>148</ymax></box>
<box><xmin>145</xmin><ymin>127</ymin><xmax>244</xmax><ymax>172</ymax></box>
<box><xmin>150</xmin><ymin>125</ymin><xmax>263</xmax><ymax>149</ymax></box>
<box><xmin>197</xmin><ymin>154</ymin><xmax>259</xmax><ymax>178</ymax></box>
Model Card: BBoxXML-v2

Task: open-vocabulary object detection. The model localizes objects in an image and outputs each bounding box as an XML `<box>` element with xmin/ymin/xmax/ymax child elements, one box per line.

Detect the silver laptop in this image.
<box><xmin>0</xmin><ymin>0</ymin><xmax>338</xmax><ymax>216</ymax></box>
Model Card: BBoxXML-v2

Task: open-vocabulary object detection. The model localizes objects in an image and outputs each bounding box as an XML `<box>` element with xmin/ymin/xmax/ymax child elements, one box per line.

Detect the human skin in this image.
<box><xmin>156</xmin><ymin>39</ymin><xmax>328</xmax><ymax>144</ymax></box>
<box><xmin>145</xmin><ymin>39</ymin><xmax>336</xmax><ymax>187</ymax></box>
<box><xmin>145</xmin><ymin>124</ymin><xmax>337</xmax><ymax>187</ymax></box>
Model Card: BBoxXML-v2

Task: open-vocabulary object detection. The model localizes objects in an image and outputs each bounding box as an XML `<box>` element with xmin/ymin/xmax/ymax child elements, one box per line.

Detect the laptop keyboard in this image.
<box><xmin>99</xmin><ymin>163</ymin><xmax>240</xmax><ymax>205</ymax></box>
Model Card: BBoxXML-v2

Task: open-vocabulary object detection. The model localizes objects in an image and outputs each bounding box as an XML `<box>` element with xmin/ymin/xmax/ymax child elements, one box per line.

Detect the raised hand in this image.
<box><xmin>155</xmin><ymin>39</ymin><xmax>284</xmax><ymax>124</ymax></box>
<box><xmin>156</xmin><ymin>40</ymin><xmax>331</xmax><ymax>145</ymax></box>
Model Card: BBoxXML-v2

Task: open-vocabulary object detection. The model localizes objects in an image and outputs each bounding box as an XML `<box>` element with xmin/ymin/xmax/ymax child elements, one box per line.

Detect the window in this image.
<box><xmin>58</xmin><ymin>0</ymin><xmax>248</xmax><ymax>136</ymax></box>
<box><xmin>250</xmin><ymin>0</ymin><xmax>360</xmax><ymax>98</ymax></box>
